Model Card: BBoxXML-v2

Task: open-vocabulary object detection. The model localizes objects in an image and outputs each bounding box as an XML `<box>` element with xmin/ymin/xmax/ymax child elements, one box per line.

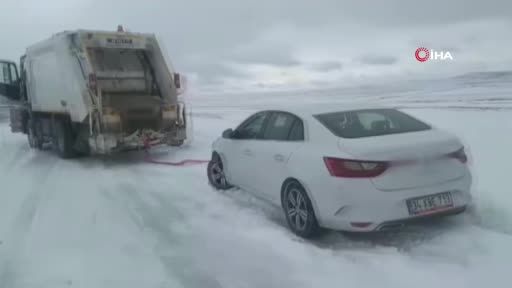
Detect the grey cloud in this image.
<box><xmin>439</xmin><ymin>46</ymin><xmax>461</xmax><ymax>53</ymax></box>
<box><xmin>185</xmin><ymin>61</ymin><xmax>249</xmax><ymax>85</ymax></box>
<box><xmin>0</xmin><ymin>0</ymin><xmax>510</xmax><ymax>89</ymax></box>
<box><xmin>340</xmin><ymin>1</ymin><xmax>512</xmax><ymax>27</ymax></box>
<box><xmin>310</xmin><ymin>80</ymin><xmax>335</xmax><ymax>87</ymax></box>
<box><xmin>308</xmin><ymin>61</ymin><xmax>343</xmax><ymax>72</ymax></box>
<box><xmin>359</xmin><ymin>55</ymin><xmax>398</xmax><ymax>66</ymax></box>
<box><xmin>408</xmin><ymin>39</ymin><xmax>462</xmax><ymax>53</ymax></box>
<box><xmin>11</xmin><ymin>0</ymin><xmax>508</xmax><ymax>57</ymax></box>
<box><xmin>228</xmin><ymin>48</ymin><xmax>301</xmax><ymax>67</ymax></box>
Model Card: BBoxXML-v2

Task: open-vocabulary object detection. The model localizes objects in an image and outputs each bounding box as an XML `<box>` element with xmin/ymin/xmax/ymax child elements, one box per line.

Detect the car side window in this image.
<box><xmin>263</xmin><ymin>112</ymin><xmax>303</xmax><ymax>141</ymax></box>
<box><xmin>235</xmin><ymin>112</ymin><xmax>269</xmax><ymax>139</ymax></box>
<box><xmin>288</xmin><ymin>119</ymin><xmax>304</xmax><ymax>141</ymax></box>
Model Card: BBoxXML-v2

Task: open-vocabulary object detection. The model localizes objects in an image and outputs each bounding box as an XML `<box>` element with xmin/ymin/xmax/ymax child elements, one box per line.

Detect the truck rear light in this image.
<box><xmin>162</xmin><ymin>106</ymin><xmax>178</xmax><ymax>121</ymax></box>
<box><xmin>88</xmin><ymin>73</ymin><xmax>98</xmax><ymax>94</ymax></box>
<box><xmin>102</xmin><ymin>113</ymin><xmax>122</xmax><ymax>132</ymax></box>
<box><xmin>173</xmin><ymin>73</ymin><xmax>181</xmax><ymax>89</ymax></box>
<box><xmin>323</xmin><ymin>157</ymin><xmax>389</xmax><ymax>178</ymax></box>
<box><xmin>103</xmin><ymin>113</ymin><xmax>121</xmax><ymax>123</ymax></box>
<box><xmin>447</xmin><ymin>147</ymin><xmax>467</xmax><ymax>163</ymax></box>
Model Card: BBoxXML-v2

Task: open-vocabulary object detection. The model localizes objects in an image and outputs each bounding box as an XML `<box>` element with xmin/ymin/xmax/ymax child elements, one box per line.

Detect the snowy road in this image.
<box><xmin>1</xmin><ymin>86</ymin><xmax>512</xmax><ymax>287</ymax></box>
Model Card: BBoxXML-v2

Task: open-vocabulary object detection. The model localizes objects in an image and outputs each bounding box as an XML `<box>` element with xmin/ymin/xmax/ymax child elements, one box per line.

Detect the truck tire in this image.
<box><xmin>54</xmin><ymin>119</ymin><xmax>76</xmax><ymax>159</ymax></box>
<box><xmin>27</xmin><ymin>118</ymin><xmax>43</xmax><ymax>150</ymax></box>
<box><xmin>169</xmin><ymin>139</ymin><xmax>185</xmax><ymax>147</ymax></box>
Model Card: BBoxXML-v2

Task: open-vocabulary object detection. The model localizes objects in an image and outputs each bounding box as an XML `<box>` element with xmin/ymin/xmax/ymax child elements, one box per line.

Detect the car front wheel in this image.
<box><xmin>282</xmin><ymin>180</ymin><xmax>320</xmax><ymax>238</ymax></box>
<box><xmin>207</xmin><ymin>154</ymin><xmax>232</xmax><ymax>190</ymax></box>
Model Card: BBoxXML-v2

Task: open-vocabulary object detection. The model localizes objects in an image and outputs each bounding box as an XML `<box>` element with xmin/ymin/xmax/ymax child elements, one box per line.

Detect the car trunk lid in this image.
<box><xmin>338</xmin><ymin>129</ymin><xmax>466</xmax><ymax>191</ymax></box>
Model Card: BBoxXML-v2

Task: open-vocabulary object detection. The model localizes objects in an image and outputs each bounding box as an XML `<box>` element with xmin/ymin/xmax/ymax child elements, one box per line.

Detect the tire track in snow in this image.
<box><xmin>99</xmin><ymin>166</ymin><xmax>224</xmax><ymax>288</ymax></box>
<box><xmin>460</xmin><ymin>205</ymin><xmax>512</xmax><ymax>236</ymax></box>
<box><xmin>120</xmin><ymin>168</ymin><xmax>307</xmax><ymax>288</ymax></box>
<box><xmin>0</xmin><ymin>150</ymin><xmax>58</xmax><ymax>288</ymax></box>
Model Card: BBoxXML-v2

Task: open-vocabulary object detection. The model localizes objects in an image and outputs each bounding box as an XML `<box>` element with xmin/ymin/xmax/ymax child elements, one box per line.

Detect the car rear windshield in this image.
<box><xmin>314</xmin><ymin>109</ymin><xmax>431</xmax><ymax>138</ymax></box>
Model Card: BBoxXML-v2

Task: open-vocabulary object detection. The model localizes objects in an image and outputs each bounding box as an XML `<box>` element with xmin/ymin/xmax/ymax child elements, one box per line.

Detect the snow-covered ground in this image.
<box><xmin>0</xmin><ymin>75</ymin><xmax>511</xmax><ymax>288</ymax></box>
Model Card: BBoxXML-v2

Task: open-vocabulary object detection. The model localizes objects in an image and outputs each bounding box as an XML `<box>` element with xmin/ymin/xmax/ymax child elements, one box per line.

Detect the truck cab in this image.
<box><xmin>1</xmin><ymin>58</ymin><xmax>29</xmax><ymax>134</ymax></box>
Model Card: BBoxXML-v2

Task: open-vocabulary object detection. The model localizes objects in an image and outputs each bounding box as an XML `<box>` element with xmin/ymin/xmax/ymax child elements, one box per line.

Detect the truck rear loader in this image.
<box><xmin>0</xmin><ymin>28</ymin><xmax>187</xmax><ymax>158</ymax></box>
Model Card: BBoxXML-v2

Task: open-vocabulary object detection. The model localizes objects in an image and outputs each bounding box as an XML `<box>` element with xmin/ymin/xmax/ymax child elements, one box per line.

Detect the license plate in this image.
<box><xmin>105</xmin><ymin>37</ymin><xmax>135</xmax><ymax>48</ymax></box>
<box><xmin>406</xmin><ymin>192</ymin><xmax>453</xmax><ymax>216</ymax></box>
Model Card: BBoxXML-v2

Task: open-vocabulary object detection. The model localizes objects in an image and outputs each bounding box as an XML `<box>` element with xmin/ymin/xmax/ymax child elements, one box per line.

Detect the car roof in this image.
<box><xmin>266</xmin><ymin>103</ymin><xmax>390</xmax><ymax>118</ymax></box>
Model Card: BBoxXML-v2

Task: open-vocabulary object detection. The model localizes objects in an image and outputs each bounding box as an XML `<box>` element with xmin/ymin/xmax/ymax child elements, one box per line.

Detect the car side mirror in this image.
<box><xmin>222</xmin><ymin>128</ymin><xmax>234</xmax><ymax>139</ymax></box>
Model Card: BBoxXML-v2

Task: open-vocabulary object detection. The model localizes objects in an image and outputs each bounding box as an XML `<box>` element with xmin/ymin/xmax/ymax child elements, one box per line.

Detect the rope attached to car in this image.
<box><xmin>142</xmin><ymin>138</ymin><xmax>210</xmax><ymax>166</ymax></box>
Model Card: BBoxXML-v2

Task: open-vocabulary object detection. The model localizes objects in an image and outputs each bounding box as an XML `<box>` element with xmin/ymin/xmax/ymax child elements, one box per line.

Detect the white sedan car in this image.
<box><xmin>207</xmin><ymin>105</ymin><xmax>472</xmax><ymax>238</ymax></box>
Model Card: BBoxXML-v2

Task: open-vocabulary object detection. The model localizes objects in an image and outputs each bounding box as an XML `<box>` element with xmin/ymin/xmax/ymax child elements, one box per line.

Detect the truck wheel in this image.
<box><xmin>169</xmin><ymin>139</ymin><xmax>185</xmax><ymax>147</ymax></box>
<box><xmin>27</xmin><ymin>118</ymin><xmax>42</xmax><ymax>150</ymax></box>
<box><xmin>54</xmin><ymin>119</ymin><xmax>76</xmax><ymax>159</ymax></box>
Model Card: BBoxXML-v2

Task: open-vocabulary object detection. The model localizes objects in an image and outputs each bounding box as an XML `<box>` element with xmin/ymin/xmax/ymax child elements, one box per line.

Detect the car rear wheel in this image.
<box><xmin>282</xmin><ymin>180</ymin><xmax>320</xmax><ymax>238</ymax></box>
<box><xmin>207</xmin><ymin>154</ymin><xmax>232</xmax><ymax>190</ymax></box>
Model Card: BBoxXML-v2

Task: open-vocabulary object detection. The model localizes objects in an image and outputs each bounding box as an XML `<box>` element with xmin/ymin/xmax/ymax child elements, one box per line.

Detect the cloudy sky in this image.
<box><xmin>1</xmin><ymin>0</ymin><xmax>511</xmax><ymax>92</ymax></box>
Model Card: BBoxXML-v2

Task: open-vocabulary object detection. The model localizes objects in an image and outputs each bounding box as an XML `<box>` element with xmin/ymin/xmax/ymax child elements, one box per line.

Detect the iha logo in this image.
<box><xmin>415</xmin><ymin>47</ymin><xmax>453</xmax><ymax>62</ymax></box>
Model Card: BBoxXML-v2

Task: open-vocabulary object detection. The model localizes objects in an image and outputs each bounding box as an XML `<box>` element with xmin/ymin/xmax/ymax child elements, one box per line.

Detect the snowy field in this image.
<box><xmin>0</xmin><ymin>75</ymin><xmax>511</xmax><ymax>288</ymax></box>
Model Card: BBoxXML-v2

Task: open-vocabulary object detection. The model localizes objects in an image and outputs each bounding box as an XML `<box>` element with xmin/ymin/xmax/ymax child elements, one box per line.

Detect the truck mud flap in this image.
<box><xmin>178</xmin><ymin>102</ymin><xmax>186</xmax><ymax>127</ymax></box>
<box><xmin>9</xmin><ymin>107</ymin><xmax>26</xmax><ymax>133</ymax></box>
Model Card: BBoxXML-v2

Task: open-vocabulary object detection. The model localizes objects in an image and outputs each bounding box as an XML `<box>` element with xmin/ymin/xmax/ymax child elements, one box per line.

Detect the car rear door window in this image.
<box><xmin>263</xmin><ymin>112</ymin><xmax>303</xmax><ymax>141</ymax></box>
<box><xmin>235</xmin><ymin>112</ymin><xmax>269</xmax><ymax>139</ymax></box>
<box><xmin>314</xmin><ymin>109</ymin><xmax>431</xmax><ymax>138</ymax></box>
<box><xmin>288</xmin><ymin>119</ymin><xmax>304</xmax><ymax>141</ymax></box>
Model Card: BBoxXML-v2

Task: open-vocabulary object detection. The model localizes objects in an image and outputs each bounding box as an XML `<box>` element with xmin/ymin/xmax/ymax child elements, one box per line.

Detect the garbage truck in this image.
<box><xmin>0</xmin><ymin>27</ymin><xmax>187</xmax><ymax>158</ymax></box>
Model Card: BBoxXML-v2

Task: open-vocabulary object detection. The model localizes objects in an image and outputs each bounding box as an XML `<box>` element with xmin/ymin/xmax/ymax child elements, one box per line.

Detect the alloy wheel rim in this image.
<box><xmin>210</xmin><ymin>161</ymin><xmax>227</xmax><ymax>187</ymax></box>
<box><xmin>286</xmin><ymin>188</ymin><xmax>308</xmax><ymax>231</ymax></box>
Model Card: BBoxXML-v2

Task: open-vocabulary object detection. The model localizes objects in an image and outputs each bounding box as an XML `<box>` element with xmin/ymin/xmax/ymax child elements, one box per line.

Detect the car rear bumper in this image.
<box><xmin>315</xmin><ymin>173</ymin><xmax>472</xmax><ymax>232</ymax></box>
<box><xmin>374</xmin><ymin>205</ymin><xmax>467</xmax><ymax>231</ymax></box>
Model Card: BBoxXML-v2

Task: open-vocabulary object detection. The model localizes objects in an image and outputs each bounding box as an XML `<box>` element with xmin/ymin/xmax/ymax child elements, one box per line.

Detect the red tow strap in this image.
<box><xmin>144</xmin><ymin>152</ymin><xmax>210</xmax><ymax>166</ymax></box>
<box><xmin>142</xmin><ymin>139</ymin><xmax>210</xmax><ymax>167</ymax></box>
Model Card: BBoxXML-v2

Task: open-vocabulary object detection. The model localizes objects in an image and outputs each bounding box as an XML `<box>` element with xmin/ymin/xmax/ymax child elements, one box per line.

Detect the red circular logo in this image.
<box><xmin>415</xmin><ymin>47</ymin><xmax>430</xmax><ymax>62</ymax></box>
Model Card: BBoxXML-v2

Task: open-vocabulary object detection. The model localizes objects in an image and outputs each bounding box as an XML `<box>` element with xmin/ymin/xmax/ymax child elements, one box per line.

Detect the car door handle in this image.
<box><xmin>243</xmin><ymin>149</ymin><xmax>253</xmax><ymax>156</ymax></box>
<box><xmin>273</xmin><ymin>154</ymin><xmax>285</xmax><ymax>162</ymax></box>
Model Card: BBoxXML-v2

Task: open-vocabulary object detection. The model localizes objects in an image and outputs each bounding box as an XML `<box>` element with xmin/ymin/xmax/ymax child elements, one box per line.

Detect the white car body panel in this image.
<box><xmin>338</xmin><ymin>129</ymin><xmax>466</xmax><ymax>191</ymax></box>
<box><xmin>249</xmin><ymin>140</ymin><xmax>304</xmax><ymax>203</ymax></box>
<box><xmin>212</xmin><ymin>106</ymin><xmax>472</xmax><ymax>232</ymax></box>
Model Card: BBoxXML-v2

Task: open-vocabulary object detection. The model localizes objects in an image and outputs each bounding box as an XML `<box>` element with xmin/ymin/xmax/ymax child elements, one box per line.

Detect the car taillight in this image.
<box><xmin>323</xmin><ymin>157</ymin><xmax>389</xmax><ymax>178</ymax></box>
<box><xmin>88</xmin><ymin>73</ymin><xmax>98</xmax><ymax>94</ymax></box>
<box><xmin>447</xmin><ymin>147</ymin><xmax>467</xmax><ymax>163</ymax></box>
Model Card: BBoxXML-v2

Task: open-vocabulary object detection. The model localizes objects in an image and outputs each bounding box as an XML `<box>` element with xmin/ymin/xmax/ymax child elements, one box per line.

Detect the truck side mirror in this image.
<box><xmin>0</xmin><ymin>60</ymin><xmax>20</xmax><ymax>101</ymax></box>
<box><xmin>173</xmin><ymin>73</ymin><xmax>182</xmax><ymax>89</ymax></box>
